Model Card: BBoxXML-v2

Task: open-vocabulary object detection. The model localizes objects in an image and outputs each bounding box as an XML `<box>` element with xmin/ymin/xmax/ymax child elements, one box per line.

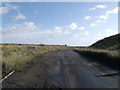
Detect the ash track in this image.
<box><xmin>2</xmin><ymin>50</ymin><xmax>118</xmax><ymax>88</ymax></box>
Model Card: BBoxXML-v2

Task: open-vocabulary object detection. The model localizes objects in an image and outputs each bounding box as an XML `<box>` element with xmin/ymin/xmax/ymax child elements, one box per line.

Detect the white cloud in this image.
<box><xmin>89</xmin><ymin>5</ymin><xmax>106</xmax><ymax>11</ymax></box>
<box><xmin>68</xmin><ymin>22</ymin><xmax>78</xmax><ymax>30</ymax></box>
<box><xmin>89</xmin><ymin>7</ymin><xmax>118</xmax><ymax>28</ymax></box>
<box><xmin>64</xmin><ymin>30</ymin><xmax>71</xmax><ymax>34</ymax></box>
<box><xmin>96</xmin><ymin>5</ymin><xmax>106</xmax><ymax>9</ymax></box>
<box><xmin>72</xmin><ymin>35</ymin><xmax>85</xmax><ymax>43</ymax></box>
<box><xmin>99</xmin><ymin>7</ymin><xmax>118</xmax><ymax>20</ymax></box>
<box><xmin>89</xmin><ymin>8</ymin><xmax>96</xmax><ymax>11</ymax></box>
<box><xmin>95</xmin><ymin>29</ymin><xmax>118</xmax><ymax>41</ymax></box>
<box><xmin>2</xmin><ymin>22</ymin><xmax>52</xmax><ymax>44</ymax></box>
<box><xmin>95</xmin><ymin>20</ymin><xmax>102</xmax><ymax>23</ymax></box>
<box><xmin>51</xmin><ymin>23</ymin><xmax>75</xmax><ymax>36</ymax></box>
<box><xmin>0</xmin><ymin>3</ymin><xmax>19</xmax><ymax>14</ymax></box>
<box><xmin>85</xmin><ymin>16</ymin><xmax>90</xmax><ymax>20</ymax></box>
<box><xmin>14</xmin><ymin>13</ymin><xmax>26</xmax><ymax>20</ymax></box>
<box><xmin>52</xmin><ymin>22</ymin><xmax>80</xmax><ymax>36</ymax></box>
<box><xmin>71</xmin><ymin>30</ymin><xmax>90</xmax><ymax>46</ymax></box>
<box><xmin>78</xmin><ymin>26</ymin><xmax>86</xmax><ymax>30</ymax></box>
<box><xmin>105</xmin><ymin>29</ymin><xmax>118</xmax><ymax>36</ymax></box>
<box><xmin>74</xmin><ymin>33</ymin><xmax>82</xmax><ymax>37</ymax></box>
<box><xmin>3</xmin><ymin>22</ymin><xmax>38</xmax><ymax>34</ymax></box>
<box><xmin>90</xmin><ymin>19</ymin><xmax>103</xmax><ymax>27</ymax></box>
<box><xmin>90</xmin><ymin>23</ymin><xmax>96</xmax><ymax>27</ymax></box>
<box><xmin>2</xmin><ymin>21</ymin><xmax>90</xmax><ymax>45</ymax></box>
<box><xmin>74</xmin><ymin>31</ymin><xmax>89</xmax><ymax>37</ymax></box>
<box><xmin>52</xmin><ymin>25</ymin><xmax>73</xmax><ymax>36</ymax></box>
<box><xmin>23</xmin><ymin>22</ymin><xmax>36</xmax><ymax>29</ymax></box>
<box><xmin>106</xmin><ymin>10</ymin><xmax>112</xmax><ymax>15</ymax></box>
<box><xmin>106</xmin><ymin>7</ymin><xmax>118</xmax><ymax>15</ymax></box>
<box><xmin>3</xmin><ymin>22</ymin><xmax>87</xmax><ymax>44</ymax></box>
<box><xmin>53</xmin><ymin>26</ymin><xmax>62</xmax><ymax>35</ymax></box>
<box><xmin>90</xmin><ymin>7</ymin><xmax>118</xmax><ymax>28</ymax></box>
<box><xmin>83</xmin><ymin>31</ymin><xmax>89</xmax><ymax>36</ymax></box>
<box><xmin>99</xmin><ymin>15</ymin><xmax>108</xmax><ymax>20</ymax></box>
<box><xmin>112</xmin><ymin>7</ymin><xmax>118</xmax><ymax>14</ymax></box>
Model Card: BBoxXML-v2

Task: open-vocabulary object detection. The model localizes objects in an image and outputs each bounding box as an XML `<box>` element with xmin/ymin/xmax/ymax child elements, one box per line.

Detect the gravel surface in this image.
<box><xmin>2</xmin><ymin>50</ymin><xmax>119</xmax><ymax>88</ymax></box>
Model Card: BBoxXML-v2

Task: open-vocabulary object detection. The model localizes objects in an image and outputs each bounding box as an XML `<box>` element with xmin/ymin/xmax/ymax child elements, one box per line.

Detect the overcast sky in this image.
<box><xmin>1</xmin><ymin>2</ymin><xmax>118</xmax><ymax>46</ymax></box>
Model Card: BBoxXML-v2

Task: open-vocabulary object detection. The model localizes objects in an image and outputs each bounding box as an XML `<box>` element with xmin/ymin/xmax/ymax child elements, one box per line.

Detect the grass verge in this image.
<box><xmin>74</xmin><ymin>48</ymin><xmax>119</xmax><ymax>70</ymax></box>
<box><xmin>1</xmin><ymin>44</ymin><xmax>68</xmax><ymax>77</ymax></box>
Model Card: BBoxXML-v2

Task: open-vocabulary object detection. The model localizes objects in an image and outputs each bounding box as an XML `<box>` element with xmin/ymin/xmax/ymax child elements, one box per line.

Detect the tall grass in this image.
<box><xmin>74</xmin><ymin>48</ymin><xmax>119</xmax><ymax>70</ymax></box>
<box><xmin>1</xmin><ymin>44</ymin><xmax>67</xmax><ymax>77</ymax></box>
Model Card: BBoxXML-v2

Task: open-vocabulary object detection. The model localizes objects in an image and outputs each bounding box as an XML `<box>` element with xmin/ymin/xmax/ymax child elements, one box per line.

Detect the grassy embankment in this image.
<box><xmin>74</xmin><ymin>34</ymin><xmax>119</xmax><ymax>70</ymax></box>
<box><xmin>1</xmin><ymin>44</ymin><xmax>68</xmax><ymax>77</ymax></box>
<box><xmin>74</xmin><ymin>48</ymin><xmax>119</xmax><ymax>70</ymax></box>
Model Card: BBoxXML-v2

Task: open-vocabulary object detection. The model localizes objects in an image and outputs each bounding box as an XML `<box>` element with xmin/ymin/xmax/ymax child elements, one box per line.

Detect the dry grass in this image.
<box><xmin>1</xmin><ymin>44</ymin><xmax>68</xmax><ymax>77</ymax></box>
<box><xmin>74</xmin><ymin>48</ymin><xmax>119</xmax><ymax>70</ymax></box>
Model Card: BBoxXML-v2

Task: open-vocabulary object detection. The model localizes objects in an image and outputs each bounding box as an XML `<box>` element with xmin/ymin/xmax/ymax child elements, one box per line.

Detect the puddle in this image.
<box><xmin>52</xmin><ymin>75</ymin><xmax>65</xmax><ymax>88</ymax></box>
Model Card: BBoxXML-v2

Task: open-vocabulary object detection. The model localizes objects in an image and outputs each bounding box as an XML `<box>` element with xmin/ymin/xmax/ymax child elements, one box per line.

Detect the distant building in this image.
<box><xmin>26</xmin><ymin>46</ymin><xmax>35</xmax><ymax>50</ymax></box>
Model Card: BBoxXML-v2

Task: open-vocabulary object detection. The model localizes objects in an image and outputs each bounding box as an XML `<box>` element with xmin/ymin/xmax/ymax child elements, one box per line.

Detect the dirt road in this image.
<box><xmin>2</xmin><ymin>50</ymin><xmax>118</xmax><ymax>88</ymax></box>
